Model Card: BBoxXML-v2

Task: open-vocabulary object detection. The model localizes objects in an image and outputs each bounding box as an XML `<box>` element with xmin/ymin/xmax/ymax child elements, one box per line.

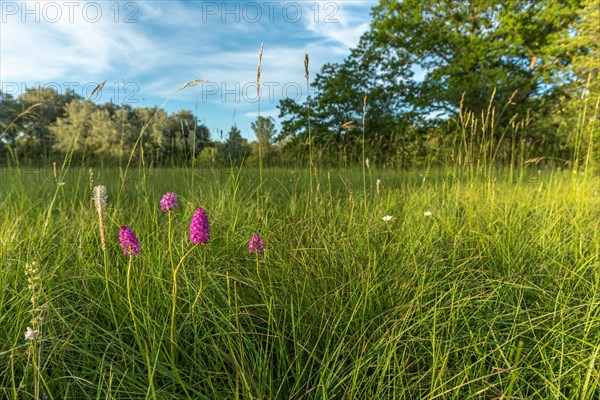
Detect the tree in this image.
<box><xmin>51</xmin><ymin>99</ymin><xmax>130</xmax><ymax>164</ymax></box>
<box><xmin>251</xmin><ymin>116</ymin><xmax>276</xmax><ymax>146</ymax></box>
<box><xmin>250</xmin><ymin>116</ymin><xmax>277</xmax><ymax>164</ymax></box>
<box><xmin>222</xmin><ymin>124</ymin><xmax>248</xmax><ymax>164</ymax></box>
<box><xmin>278</xmin><ymin>47</ymin><xmax>415</xmax><ymax>165</ymax></box>
<box><xmin>50</xmin><ymin>99</ymin><xmax>94</xmax><ymax>161</ymax></box>
<box><xmin>18</xmin><ymin>87</ymin><xmax>80</xmax><ymax>159</ymax></box>
<box><xmin>135</xmin><ymin>107</ymin><xmax>171</xmax><ymax>165</ymax></box>
<box><xmin>173</xmin><ymin>110</ymin><xmax>210</xmax><ymax>162</ymax></box>
<box><xmin>130</xmin><ymin>108</ymin><xmax>210</xmax><ymax>166</ymax></box>
<box><xmin>88</xmin><ymin>107</ymin><xmax>127</xmax><ymax>164</ymax></box>
<box><xmin>566</xmin><ymin>0</ymin><xmax>599</xmax><ymax>100</ymax></box>
<box><xmin>109</xmin><ymin>106</ymin><xmax>135</xmax><ymax>164</ymax></box>
<box><xmin>550</xmin><ymin>0</ymin><xmax>600</xmax><ymax>168</ymax></box>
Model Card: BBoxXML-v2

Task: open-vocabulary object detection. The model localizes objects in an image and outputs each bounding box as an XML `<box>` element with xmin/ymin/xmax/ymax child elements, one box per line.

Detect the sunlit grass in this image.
<box><xmin>0</xmin><ymin>165</ymin><xmax>598</xmax><ymax>399</ymax></box>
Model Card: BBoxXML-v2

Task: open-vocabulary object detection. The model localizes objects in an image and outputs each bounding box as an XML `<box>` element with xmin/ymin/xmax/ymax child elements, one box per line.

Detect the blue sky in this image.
<box><xmin>1</xmin><ymin>0</ymin><xmax>376</xmax><ymax>140</ymax></box>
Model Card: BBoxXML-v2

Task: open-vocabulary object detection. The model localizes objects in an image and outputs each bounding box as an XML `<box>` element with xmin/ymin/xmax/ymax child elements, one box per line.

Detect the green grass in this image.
<box><xmin>0</xmin><ymin>165</ymin><xmax>598</xmax><ymax>399</ymax></box>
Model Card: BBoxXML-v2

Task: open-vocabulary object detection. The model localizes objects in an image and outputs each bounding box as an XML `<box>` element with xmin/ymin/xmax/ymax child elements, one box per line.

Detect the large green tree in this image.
<box><xmin>173</xmin><ymin>110</ymin><xmax>211</xmax><ymax>162</ymax></box>
<box><xmin>251</xmin><ymin>116</ymin><xmax>277</xmax><ymax>147</ymax></box>
<box><xmin>279</xmin><ymin>0</ymin><xmax>593</xmax><ymax>164</ymax></box>
<box><xmin>50</xmin><ymin>100</ymin><xmax>211</xmax><ymax>166</ymax></box>
<box><xmin>0</xmin><ymin>87</ymin><xmax>80</xmax><ymax>161</ymax></box>
<box><xmin>278</xmin><ymin>49</ymin><xmax>418</xmax><ymax>165</ymax></box>
<box><xmin>555</xmin><ymin>0</ymin><xmax>599</xmax><ymax>166</ymax></box>
<box><xmin>135</xmin><ymin>107</ymin><xmax>173</xmax><ymax>165</ymax></box>
<box><xmin>0</xmin><ymin>92</ymin><xmax>22</xmax><ymax>160</ymax></box>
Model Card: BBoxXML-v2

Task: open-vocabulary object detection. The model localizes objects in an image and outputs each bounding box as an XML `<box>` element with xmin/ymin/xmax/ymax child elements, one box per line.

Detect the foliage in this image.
<box><xmin>367</xmin><ymin>0</ymin><xmax>584</xmax><ymax>117</ymax></box>
<box><xmin>250</xmin><ymin>116</ymin><xmax>278</xmax><ymax>165</ymax></box>
<box><xmin>548</xmin><ymin>0</ymin><xmax>600</xmax><ymax>168</ymax></box>
<box><xmin>1</xmin><ymin>88</ymin><xmax>79</xmax><ymax>161</ymax></box>
<box><xmin>277</xmin><ymin>0</ymin><xmax>597</xmax><ymax>166</ymax></box>
<box><xmin>250</xmin><ymin>116</ymin><xmax>276</xmax><ymax>146</ymax></box>
<box><xmin>278</xmin><ymin>50</ymin><xmax>419</xmax><ymax>166</ymax></box>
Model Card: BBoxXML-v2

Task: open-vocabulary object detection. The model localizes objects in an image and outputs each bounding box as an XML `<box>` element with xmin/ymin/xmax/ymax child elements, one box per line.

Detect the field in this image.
<box><xmin>0</xmin><ymin>165</ymin><xmax>599</xmax><ymax>399</ymax></box>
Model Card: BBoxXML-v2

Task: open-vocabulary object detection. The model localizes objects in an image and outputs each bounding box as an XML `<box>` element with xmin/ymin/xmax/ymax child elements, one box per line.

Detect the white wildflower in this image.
<box><xmin>25</xmin><ymin>327</ymin><xmax>37</xmax><ymax>341</ymax></box>
<box><xmin>382</xmin><ymin>215</ymin><xmax>393</xmax><ymax>222</ymax></box>
<box><xmin>423</xmin><ymin>211</ymin><xmax>432</xmax><ymax>217</ymax></box>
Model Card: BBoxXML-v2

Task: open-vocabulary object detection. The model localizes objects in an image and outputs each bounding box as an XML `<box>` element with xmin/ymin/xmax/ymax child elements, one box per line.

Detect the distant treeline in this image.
<box><xmin>1</xmin><ymin>0</ymin><xmax>598</xmax><ymax>168</ymax></box>
<box><xmin>0</xmin><ymin>88</ymin><xmax>281</xmax><ymax>167</ymax></box>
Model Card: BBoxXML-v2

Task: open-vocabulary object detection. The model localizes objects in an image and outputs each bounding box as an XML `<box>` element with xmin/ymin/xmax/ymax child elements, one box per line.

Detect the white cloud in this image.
<box><xmin>0</xmin><ymin>7</ymin><xmax>170</xmax><ymax>87</ymax></box>
<box><xmin>304</xmin><ymin>2</ymin><xmax>373</xmax><ymax>51</ymax></box>
<box><xmin>242</xmin><ymin>108</ymin><xmax>279</xmax><ymax>119</ymax></box>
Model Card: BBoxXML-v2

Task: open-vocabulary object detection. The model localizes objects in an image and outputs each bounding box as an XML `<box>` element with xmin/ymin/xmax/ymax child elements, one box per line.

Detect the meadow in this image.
<box><xmin>0</xmin><ymin>164</ymin><xmax>598</xmax><ymax>399</ymax></box>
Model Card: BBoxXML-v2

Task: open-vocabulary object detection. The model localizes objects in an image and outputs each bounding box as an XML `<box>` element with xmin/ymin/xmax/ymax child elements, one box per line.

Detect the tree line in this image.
<box><xmin>0</xmin><ymin>88</ymin><xmax>281</xmax><ymax>167</ymax></box>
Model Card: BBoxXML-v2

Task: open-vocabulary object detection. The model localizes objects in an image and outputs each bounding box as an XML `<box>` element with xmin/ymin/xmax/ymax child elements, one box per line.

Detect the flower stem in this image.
<box><xmin>255</xmin><ymin>251</ymin><xmax>259</xmax><ymax>278</ymax></box>
<box><xmin>168</xmin><ymin>211</ymin><xmax>174</xmax><ymax>271</ymax></box>
<box><xmin>170</xmin><ymin>244</ymin><xmax>198</xmax><ymax>372</ymax></box>
<box><xmin>97</xmin><ymin>207</ymin><xmax>106</xmax><ymax>253</ymax></box>
<box><xmin>127</xmin><ymin>255</ymin><xmax>156</xmax><ymax>399</ymax></box>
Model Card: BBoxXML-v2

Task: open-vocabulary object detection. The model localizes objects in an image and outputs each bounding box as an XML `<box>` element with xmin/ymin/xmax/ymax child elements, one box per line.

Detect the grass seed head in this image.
<box><xmin>92</xmin><ymin>185</ymin><xmax>108</xmax><ymax>251</ymax></box>
<box><xmin>92</xmin><ymin>185</ymin><xmax>107</xmax><ymax>211</ymax></box>
<box><xmin>304</xmin><ymin>53</ymin><xmax>309</xmax><ymax>81</ymax></box>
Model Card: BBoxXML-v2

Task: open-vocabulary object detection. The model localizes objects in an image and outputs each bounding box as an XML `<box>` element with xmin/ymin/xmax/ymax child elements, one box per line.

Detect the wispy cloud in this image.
<box><xmin>304</xmin><ymin>1</ymin><xmax>373</xmax><ymax>50</ymax></box>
